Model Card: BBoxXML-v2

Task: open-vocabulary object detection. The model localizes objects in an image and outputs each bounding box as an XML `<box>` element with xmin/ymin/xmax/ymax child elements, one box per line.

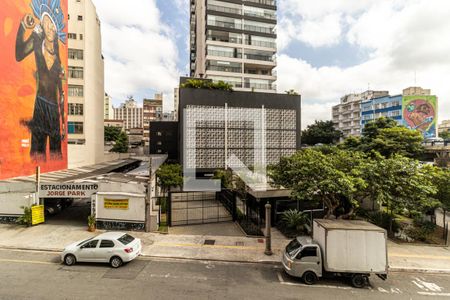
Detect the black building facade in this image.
<box><xmin>149</xmin><ymin>121</ymin><xmax>179</xmax><ymax>162</ymax></box>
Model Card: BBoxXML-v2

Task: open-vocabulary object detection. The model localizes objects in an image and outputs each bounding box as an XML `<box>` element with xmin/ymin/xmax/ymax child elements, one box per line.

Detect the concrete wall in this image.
<box><xmin>0</xmin><ymin>192</ymin><xmax>35</xmax><ymax>216</ymax></box>
<box><xmin>436</xmin><ymin>208</ymin><xmax>450</xmax><ymax>228</ymax></box>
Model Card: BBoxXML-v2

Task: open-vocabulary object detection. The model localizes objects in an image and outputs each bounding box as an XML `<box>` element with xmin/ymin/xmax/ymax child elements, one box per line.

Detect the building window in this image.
<box><xmin>68</xmin><ymin>103</ymin><xmax>84</xmax><ymax>116</ymax></box>
<box><xmin>68</xmin><ymin>85</ymin><xmax>84</xmax><ymax>97</ymax></box>
<box><xmin>68</xmin><ymin>122</ymin><xmax>84</xmax><ymax>134</ymax></box>
<box><xmin>80</xmin><ymin>34</ymin><xmax>83</xmax><ymax>40</ymax></box>
<box><xmin>157</xmin><ymin>141</ymin><xmax>162</xmax><ymax>145</ymax></box>
<box><xmin>68</xmin><ymin>66</ymin><xmax>83</xmax><ymax>79</ymax></box>
<box><xmin>157</xmin><ymin>132</ymin><xmax>162</xmax><ymax>136</ymax></box>
<box><xmin>68</xmin><ymin>33</ymin><xmax>77</xmax><ymax>39</ymax></box>
<box><xmin>68</xmin><ymin>49</ymin><xmax>83</xmax><ymax>60</ymax></box>
<box><xmin>78</xmin><ymin>15</ymin><xmax>83</xmax><ymax>21</ymax></box>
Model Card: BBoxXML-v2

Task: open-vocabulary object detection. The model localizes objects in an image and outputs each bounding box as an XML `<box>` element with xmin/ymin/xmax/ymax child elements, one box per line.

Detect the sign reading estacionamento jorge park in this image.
<box><xmin>39</xmin><ymin>183</ymin><xmax>99</xmax><ymax>198</ymax></box>
<box><xmin>0</xmin><ymin>0</ymin><xmax>68</xmax><ymax>180</ymax></box>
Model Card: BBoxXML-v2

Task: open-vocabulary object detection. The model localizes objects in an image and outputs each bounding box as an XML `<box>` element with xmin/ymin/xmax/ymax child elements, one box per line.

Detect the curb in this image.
<box><xmin>139</xmin><ymin>253</ymin><xmax>281</xmax><ymax>266</ymax></box>
<box><xmin>0</xmin><ymin>246</ymin><xmax>62</xmax><ymax>253</ymax></box>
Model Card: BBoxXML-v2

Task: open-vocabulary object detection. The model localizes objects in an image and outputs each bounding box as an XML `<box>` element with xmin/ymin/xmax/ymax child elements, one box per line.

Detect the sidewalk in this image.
<box><xmin>0</xmin><ymin>224</ymin><xmax>449</xmax><ymax>273</ymax></box>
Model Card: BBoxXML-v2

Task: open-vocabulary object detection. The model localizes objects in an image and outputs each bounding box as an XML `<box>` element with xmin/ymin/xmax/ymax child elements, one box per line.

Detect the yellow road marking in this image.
<box><xmin>0</xmin><ymin>258</ymin><xmax>58</xmax><ymax>265</ymax></box>
<box><xmin>389</xmin><ymin>254</ymin><xmax>450</xmax><ymax>260</ymax></box>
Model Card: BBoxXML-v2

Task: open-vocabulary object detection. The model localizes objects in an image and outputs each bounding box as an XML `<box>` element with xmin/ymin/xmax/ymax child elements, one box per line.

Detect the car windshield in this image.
<box><xmin>76</xmin><ymin>237</ymin><xmax>93</xmax><ymax>246</ymax></box>
<box><xmin>286</xmin><ymin>238</ymin><xmax>302</xmax><ymax>257</ymax></box>
<box><xmin>117</xmin><ymin>234</ymin><xmax>135</xmax><ymax>245</ymax></box>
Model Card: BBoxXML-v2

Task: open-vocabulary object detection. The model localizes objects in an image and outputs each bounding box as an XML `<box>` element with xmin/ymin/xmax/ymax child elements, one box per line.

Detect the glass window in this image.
<box><xmin>207</xmin><ymin>15</ymin><xmax>242</xmax><ymax>30</ymax></box>
<box><xmin>243</xmin><ymin>6</ymin><xmax>276</xmax><ymax>20</ymax></box>
<box><xmin>207</xmin><ymin>45</ymin><xmax>241</xmax><ymax>58</ymax></box>
<box><xmin>207</xmin><ymin>30</ymin><xmax>242</xmax><ymax>44</ymax></box>
<box><xmin>68</xmin><ymin>122</ymin><xmax>84</xmax><ymax>134</ymax></box>
<box><xmin>244</xmin><ymin>49</ymin><xmax>275</xmax><ymax>62</ymax></box>
<box><xmin>69</xmin><ymin>103</ymin><xmax>84</xmax><ymax>116</ymax></box>
<box><xmin>297</xmin><ymin>247</ymin><xmax>317</xmax><ymax>259</ymax></box>
<box><xmin>68</xmin><ymin>33</ymin><xmax>77</xmax><ymax>39</ymax></box>
<box><xmin>68</xmin><ymin>67</ymin><xmax>83</xmax><ymax>79</ymax></box>
<box><xmin>206</xmin><ymin>60</ymin><xmax>242</xmax><ymax>73</ymax></box>
<box><xmin>68</xmin><ymin>85</ymin><xmax>84</xmax><ymax>97</ymax></box>
<box><xmin>243</xmin><ymin>20</ymin><xmax>275</xmax><ymax>34</ymax></box>
<box><xmin>77</xmin><ymin>238</ymin><xmax>93</xmax><ymax>246</ymax></box>
<box><xmin>207</xmin><ymin>0</ymin><xmax>242</xmax><ymax>15</ymax></box>
<box><xmin>100</xmin><ymin>240</ymin><xmax>115</xmax><ymax>248</ymax></box>
<box><xmin>208</xmin><ymin>75</ymin><xmax>242</xmax><ymax>88</ymax></box>
<box><xmin>117</xmin><ymin>234</ymin><xmax>135</xmax><ymax>245</ymax></box>
<box><xmin>78</xmin><ymin>15</ymin><xmax>83</xmax><ymax>21</ymax></box>
<box><xmin>82</xmin><ymin>240</ymin><xmax>98</xmax><ymax>248</ymax></box>
<box><xmin>68</xmin><ymin>49</ymin><xmax>83</xmax><ymax>60</ymax></box>
<box><xmin>245</xmin><ymin>35</ymin><xmax>276</xmax><ymax>48</ymax></box>
<box><xmin>286</xmin><ymin>239</ymin><xmax>302</xmax><ymax>257</ymax></box>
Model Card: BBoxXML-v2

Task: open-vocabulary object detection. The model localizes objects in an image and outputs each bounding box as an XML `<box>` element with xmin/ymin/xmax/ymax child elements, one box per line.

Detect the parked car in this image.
<box><xmin>282</xmin><ymin>219</ymin><xmax>388</xmax><ymax>288</ymax></box>
<box><xmin>61</xmin><ymin>232</ymin><xmax>142</xmax><ymax>268</ymax></box>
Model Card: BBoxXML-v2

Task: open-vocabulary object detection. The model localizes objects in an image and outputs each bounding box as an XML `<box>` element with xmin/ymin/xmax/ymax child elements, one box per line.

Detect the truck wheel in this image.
<box><xmin>351</xmin><ymin>274</ymin><xmax>366</xmax><ymax>288</ymax></box>
<box><xmin>302</xmin><ymin>271</ymin><xmax>318</xmax><ymax>285</ymax></box>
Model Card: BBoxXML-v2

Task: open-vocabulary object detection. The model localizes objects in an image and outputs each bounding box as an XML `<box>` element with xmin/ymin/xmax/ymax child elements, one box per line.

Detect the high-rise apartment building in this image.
<box><xmin>113</xmin><ymin>98</ymin><xmax>143</xmax><ymax>130</ymax></box>
<box><xmin>104</xmin><ymin>93</ymin><xmax>113</xmax><ymax>120</ymax></box>
<box><xmin>190</xmin><ymin>0</ymin><xmax>277</xmax><ymax>92</ymax></box>
<box><xmin>332</xmin><ymin>90</ymin><xmax>389</xmax><ymax>137</ymax></box>
<box><xmin>67</xmin><ymin>0</ymin><xmax>105</xmax><ymax>168</ymax></box>
<box><xmin>143</xmin><ymin>94</ymin><xmax>163</xmax><ymax>145</ymax></box>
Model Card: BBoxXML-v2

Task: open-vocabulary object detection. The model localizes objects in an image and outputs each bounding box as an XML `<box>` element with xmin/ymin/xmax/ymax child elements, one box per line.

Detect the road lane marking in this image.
<box><xmin>418</xmin><ymin>292</ymin><xmax>450</xmax><ymax>297</ymax></box>
<box><xmin>276</xmin><ymin>272</ymin><xmax>353</xmax><ymax>290</ymax></box>
<box><xmin>0</xmin><ymin>258</ymin><xmax>58</xmax><ymax>265</ymax></box>
<box><xmin>412</xmin><ymin>277</ymin><xmax>443</xmax><ymax>292</ymax></box>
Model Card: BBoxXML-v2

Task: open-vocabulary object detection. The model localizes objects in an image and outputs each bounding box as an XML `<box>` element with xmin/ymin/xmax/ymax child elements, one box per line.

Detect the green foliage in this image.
<box><xmin>340</xmin><ymin>135</ymin><xmax>361</xmax><ymax>150</ymax></box>
<box><xmin>301</xmin><ymin>120</ymin><xmax>343</xmax><ymax>145</ymax></box>
<box><xmin>16</xmin><ymin>206</ymin><xmax>32</xmax><ymax>226</ymax></box>
<box><xmin>285</xmin><ymin>89</ymin><xmax>299</xmax><ymax>95</ymax></box>
<box><xmin>110</xmin><ymin>131</ymin><xmax>129</xmax><ymax>153</ymax></box>
<box><xmin>104</xmin><ymin>126</ymin><xmax>122</xmax><ymax>142</ymax></box>
<box><xmin>434</xmin><ymin>168</ymin><xmax>450</xmax><ymax>210</ymax></box>
<box><xmin>214</xmin><ymin>169</ymin><xmax>233</xmax><ymax>189</ymax></box>
<box><xmin>159</xmin><ymin>198</ymin><xmax>167</xmax><ymax>214</ymax></box>
<box><xmin>87</xmin><ymin>215</ymin><xmax>96</xmax><ymax>227</ymax></box>
<box><xmin>366</xmin><ymin>211</ymin><xmax>400</xmax><ymax>235</ymax></box>
<box><xmin>440</xmin><ymin>131</ymin><xmax>450</xmax><ymax>140</ymax></box>
<box><xmin>406</xmin><ymin>219</ymin><xmax>436</xmax><ymax>242</ymax></box>
<box><xmin>156</xmin><ymin>163</ymin><xmax>183</xmax><ymax>195</ymax></box>
<box><xmin>180</xmin><ymin>79</ymin><xmax>233</xmax><ymax>91</ymax></box>
<box><xmin>271</xmin><ymin>148</ymin><xmax>366</xmax><ymax>219</ymax></box>
<box><xmin>279</xmin><ymin>209</ymin><xmax>310</xmax><ymax>236</ymax></box>
<box><xmin>350</xmin><ymin>117</ymin><xmax>424</xmax><ymax>158</ymax></box>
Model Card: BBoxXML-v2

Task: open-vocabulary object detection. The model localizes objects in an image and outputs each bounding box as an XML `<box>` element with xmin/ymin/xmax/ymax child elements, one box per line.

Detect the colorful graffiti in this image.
<box><xmin>0</xmin><ymin>0</ymin><xmax>68</xmax><ymax>180</ymax></box>
<box><xmin>402</xmin><ymin>95</ymin><xmax>437</xmax><ymax>138</ymax></box>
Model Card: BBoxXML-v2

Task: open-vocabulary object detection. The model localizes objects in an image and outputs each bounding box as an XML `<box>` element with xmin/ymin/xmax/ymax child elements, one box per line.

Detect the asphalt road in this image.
<box><xmin>0</xmin><ymin>249</ymin><xmax>449</xmax><ymax>300</ymax></box>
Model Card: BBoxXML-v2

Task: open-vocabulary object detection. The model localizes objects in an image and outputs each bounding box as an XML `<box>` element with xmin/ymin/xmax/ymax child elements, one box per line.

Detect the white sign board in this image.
<box><xmin>39</xmin><ymin>183</ymin><xmax>99</xmax><ymax>198</ymax></box>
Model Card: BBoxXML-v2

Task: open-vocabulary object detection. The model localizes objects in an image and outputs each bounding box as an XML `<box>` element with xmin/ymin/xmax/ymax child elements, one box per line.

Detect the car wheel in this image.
<box><xmin>110</xmin><ymin>256</ymin><xmax>123</xmax><ymax>268</ymax></box>
<box><xmin>302</xmin><ymin>271</ymin><xmax>318</xmax><ymax>285</ymax></box>
<box><xmin>64</xmin><ymin>254</ymin><xmax>76</xmax><ymax>266</ymax></box>
<box><xmin>351</xmin><ymin>274</ymin><xmax>367</xmax><ymax>288</ymax></box>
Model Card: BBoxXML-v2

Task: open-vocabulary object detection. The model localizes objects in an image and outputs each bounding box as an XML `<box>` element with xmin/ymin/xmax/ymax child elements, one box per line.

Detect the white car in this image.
<box><xmin>61</xmin><ymin>232</ymin><xmax>142</xmax><ymax>268</ymax></box>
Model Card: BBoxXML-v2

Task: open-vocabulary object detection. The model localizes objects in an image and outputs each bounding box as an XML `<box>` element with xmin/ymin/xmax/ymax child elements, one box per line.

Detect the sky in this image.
<box><xmin>92</xmin><ymin>0</ymin><xmax>450</xmax><ymax>129</ymax></box>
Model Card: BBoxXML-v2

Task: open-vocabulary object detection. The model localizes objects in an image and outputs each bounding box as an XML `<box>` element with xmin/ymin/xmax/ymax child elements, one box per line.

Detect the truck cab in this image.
<box><xmin>282</xmin><ymin>236</ymin><xmax>322</xmax><ymax>284</ymax></box>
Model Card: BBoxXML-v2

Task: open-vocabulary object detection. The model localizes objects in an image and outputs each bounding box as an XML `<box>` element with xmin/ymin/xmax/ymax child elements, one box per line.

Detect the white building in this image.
<box><xmin>190</xmin><ymin>0</ymin><xmax>277</xmax><ymax>93</ymax></box>
<box><xmin>113</xmin><ymin>98</ymin><xmax>143</xmax><ymax>130</ymax></box>
<box><xmin>332</xmin><ymin>90</ymin><xmax>389</xmax><ymax>137</ymax></box>
<box><xmin>67</xmin><ymin>0</ymin><xmax>105</xmax><ymax>168</ymax></box>
<box><xmin>104</xmin><ymin>93</ymin><xmax>113</xmax><ymax>120</ymax></box>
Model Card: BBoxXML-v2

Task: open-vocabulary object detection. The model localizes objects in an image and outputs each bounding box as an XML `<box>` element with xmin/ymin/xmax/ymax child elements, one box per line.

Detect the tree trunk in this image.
<box><xmin>337</xmin><ymin>207</ymin><xmax>354</xmax><ymax>220</ymax></box>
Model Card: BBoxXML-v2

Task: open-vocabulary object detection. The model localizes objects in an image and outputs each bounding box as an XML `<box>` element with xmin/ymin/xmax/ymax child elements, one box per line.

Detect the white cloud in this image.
<box><xmin>92</xmin><ymin>0</ymin><xmax>180</xmax><ymax>109</ymax></box>
<box><xmin>278</xmin><ymin>0</ymin><xmax>450</xmax><ymax>128</ymax></box>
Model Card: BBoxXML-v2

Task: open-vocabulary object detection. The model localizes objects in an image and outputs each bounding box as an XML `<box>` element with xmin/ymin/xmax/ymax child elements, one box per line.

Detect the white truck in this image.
<box><xmin>282</xmin><ymin>219</ymin><xmax>388</xmax><ymax>288</ymax></box>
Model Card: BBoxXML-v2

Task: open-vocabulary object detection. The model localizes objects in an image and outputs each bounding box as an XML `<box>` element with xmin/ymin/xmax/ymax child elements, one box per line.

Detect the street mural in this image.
<box><xmin>402</xmin><ymin>95</ymin><xmax>437</xmax><ymax>138</ymax></box>
<box><xmin>0</xmin><ymin>0</ymin><xmax>68</xmax><ymax>179</ymax></box>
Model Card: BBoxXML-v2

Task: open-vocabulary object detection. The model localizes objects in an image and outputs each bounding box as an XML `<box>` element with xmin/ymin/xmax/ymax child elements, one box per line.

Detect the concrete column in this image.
<box><xmin>265</xmin><ymin>202</ymin><xmax>272</xmax><ymax>256</ymax></box>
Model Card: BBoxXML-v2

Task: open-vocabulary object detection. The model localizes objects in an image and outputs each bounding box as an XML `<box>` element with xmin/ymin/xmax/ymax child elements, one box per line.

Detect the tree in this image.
<box><xmin>434</xmin><ymin>168</ymin><xmax>450</xmax><ymax>232</ymax></box>
<box><xmin>104</xmin><ymin>126</ymin><xmax>121</xmax><ymax>142</ymax></box>
<box><xmin>156</xmin><ymin>163</ymin><xmax>183</xmax><ymax>197</ymax></box>
<box><xmin>271</xmin><ymin>148</ymin><xmax>366</xmax><ymax>219</ymax></box>
<box><xmin>440</xmin><ymin>131</ymin><xmax>450</xmax><ymax>140</ymax></box>
<box><xmin>301</xmin><ymin>120</ymin><xmax>343</xmax><ymax>145</ymax></box>
<box><xmin>361</xmin><ymin>127</ymin><xmax>424</xmax><ymax>158</ymax></box>
<box><xmin>343</xmin><ymin>117</ymin><xmax>424</xmax><ymax>158</ymax></box>
<box><xmin>110</xmin><ymin>131</ymin><xmax>128</xmax><ymax>153</ymax></box>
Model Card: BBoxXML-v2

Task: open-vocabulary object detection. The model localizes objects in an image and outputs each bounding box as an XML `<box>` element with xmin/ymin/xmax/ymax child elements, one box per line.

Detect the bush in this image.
<box><xmin>366</xmin><ymin>211</ymin><xmax>400</xmax><ymax>235</ymax></box>
<box><xmin>406</xmin><ymin>219</ymin><xmax>436</xmax><ymax>242</ymax></box>
<box><xmin>237</xmin><ymin>219</ymin><xmax>263</xmax><ymax>236</ymax></box>
<box><xmin>160</xmin><ymin>198</ymin><xmax>167</xmax><ymax>214</ymax></box>
<box><xmin>16</xmin><ymin>206</ymin><xmax>32</xmax><ymax>227</ymax></box>
<box><xmin>277</xmin><ymin>209</ymin><xmax>310</xmax><ymax>238</ymax></box>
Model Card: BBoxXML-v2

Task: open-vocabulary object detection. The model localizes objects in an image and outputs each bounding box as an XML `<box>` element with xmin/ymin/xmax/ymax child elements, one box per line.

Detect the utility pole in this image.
<box><xmin>145</xmin><ymin>157</ymin><xmax>152</xmax><ymax>232</ymax></box>
<box><xmin>265</xmin><ymin>202</ymin><xmax>273</xmax><ymax>256</ymax></box>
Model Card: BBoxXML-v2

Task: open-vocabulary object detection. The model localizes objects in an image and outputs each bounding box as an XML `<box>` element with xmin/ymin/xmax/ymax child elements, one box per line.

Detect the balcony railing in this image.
<box><xmin>208</xmin><ymin>20</ymin><xmax>242</xmax><ymax>30</ymax></box>
<box><xmin>208</xmin><ymin>4</ymin><xmax>242</xmax><ymax>15</ymax></box>
<box><xmin>245</xmin><ymin>39</ymin><xmax>276</xmax><ymax>49</ymax></box>
<box><xmin>207</xmin><ymin>66</ymin><xmax>242</xmax><ymax>73</ymax></box>
<box><xmin>208</xmin><ymin>35</ymin><xmax>243</xmax><ymax>44</ymax></box>
<box><xmin>243</xmin><ymin>10</ymin><xmax>276</xmax><ymax>20</ymax></box>
<box><xmin>208</xmin><ymin>50</ymin><xmax>242</xmax><ymax>58</ymax></box>
<box><xmin>244</xmin><ymin>24</ymin><xmax>273</xmax><ymax>34</ymax></box>
<box><xmin>244</xmin><ymin>82</ymin><xmax>275</xmax><ymax>90</ymax></box>
<box><xmin>244</xmin><ymin>0</ymin><xmax>276</xmax><ymax>6</ymax></box>
<box><xmin>244</xmin><ymin>53</ymin><xmax>275</xmax><ymax>62</ymax></box>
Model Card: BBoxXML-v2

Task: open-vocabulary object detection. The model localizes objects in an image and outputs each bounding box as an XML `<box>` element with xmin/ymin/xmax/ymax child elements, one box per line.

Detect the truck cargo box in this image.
<box><xmin>313</xmin><ymin>219</ymin><xmax>388</xmax><ymax>274</ymax></box>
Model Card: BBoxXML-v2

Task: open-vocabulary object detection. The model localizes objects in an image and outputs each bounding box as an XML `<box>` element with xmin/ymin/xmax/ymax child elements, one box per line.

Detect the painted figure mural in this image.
<box><xmin>402</xmin><ymin>96</ymin><xmax>437</xmax><ymax>138</ymax></box>
<box><xmin>0</xmin><ymin>0</ymin><xmax>68</xmax><ymax>179</ymax></box>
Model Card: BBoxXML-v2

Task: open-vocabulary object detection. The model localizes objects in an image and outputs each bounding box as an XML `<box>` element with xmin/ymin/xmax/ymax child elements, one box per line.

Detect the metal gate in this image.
<box><xmin>168</xmin><ymin>192</ymin><xmax>232</xmax><ymax>226</ymax></box>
